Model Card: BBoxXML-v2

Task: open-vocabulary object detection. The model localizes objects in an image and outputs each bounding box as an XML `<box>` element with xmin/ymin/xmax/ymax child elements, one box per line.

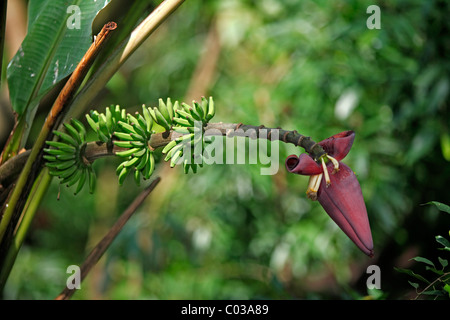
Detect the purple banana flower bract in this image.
<box><xmin>285</xmin><ymin>131</ymin><xmax>374</xmax><ymax>257</ymax></box>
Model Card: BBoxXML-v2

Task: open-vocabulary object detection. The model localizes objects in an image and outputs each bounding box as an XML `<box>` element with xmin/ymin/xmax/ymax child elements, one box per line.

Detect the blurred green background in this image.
<box><xmin>1</xmin><ymin>0</ymin><xmax>449</xmax><ymax>299</ymax></box>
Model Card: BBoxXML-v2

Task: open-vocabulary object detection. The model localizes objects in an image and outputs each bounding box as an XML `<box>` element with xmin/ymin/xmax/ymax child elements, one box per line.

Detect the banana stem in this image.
<box><xmin>0</xmin><ymin>168</ymin><xmax>52</xmax><ymax>291</ymax></box>
<box><xmin>0</xmin><ymin>122</ymin><xmax>326</xmax><ymax>184</ymax></box>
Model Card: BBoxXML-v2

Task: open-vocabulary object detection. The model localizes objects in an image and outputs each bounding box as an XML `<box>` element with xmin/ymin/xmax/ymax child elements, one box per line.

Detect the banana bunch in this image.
<box><xmin>172</xmin><ymin>96</ymin><xmax>215</xmax><ymax>128</ymax></box>
<box><xmin>45</xmin><ymin>97</ymin><xmax>217</xmax><ymax>192</ymax></box>
<box><xmin>45</xmin><ymin>119</ymin><xmax>95</xmax><ymax>194</ymax></box>
<box><xmin>148</xmin><ymin>98</ymin><xmax>179</xmax><ymax>131</ymax></box>
<box><xmin>162</xmin><ymin>97</ymin><xmax>215</xmax><ymax>174</ymax></box>
<box><xmin>114</xmin><ymin>105</ymin><xmax>156</xmax><ymax>186</ymax></box>
<box><xmin>86</xmin><ymin>105</ymin><xmax>127</xmax><ymax>143</ymax></box>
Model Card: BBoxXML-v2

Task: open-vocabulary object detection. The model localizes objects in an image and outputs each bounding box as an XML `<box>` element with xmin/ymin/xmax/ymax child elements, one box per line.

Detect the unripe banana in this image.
<box><xmin>129</xmin><ymin>140</ymin><xmax>146</xmax><ymax>148</ymax></box>
<box><xmin>74</xmin><ymin>168</ymin><xmax>87</xmax><ymax>195</ymax></box>
<box><xmin>113</xmin><ymin>140</ymin><xmax>133</xmax><ymax>148</ymax></box>
<box><xmin>173</xmin><ymin>117</ymin><xmax>192</xmax><ymax>127</ymax></box>
<box><xmin>63</xmin><ymin>122</ymin><xmax>83</xmax><ymax>145</ymax></box>
<box><xmin>193</xmin><ymin>101</ymin><xmax>205</xmax><ymax>120</ymax></box>
<box><xmin>206</xmin><ymin>96</ymin><xmax>215</xmax><ymax>122</ymax></box>
<box><xmin>63</xmin><ymin>166</ymin><xmax>83</xmax><ymax>187</ymax></box>
<box><xmin>170</xmin><ymin>149</ymin><xmax>183</xmax><ymax>168</ymax></box>
<box><xmin>134</xmin><ymin>168</ymin><xmax>141</xmax><ymax>186</ymax></box>
<box><xmin>158</xmin><ymin>98</ymin><xmax>171</xmax><ymax>124</ymax></box>
<box><xmin>164</xmin><ymin>143</ymin><xmax>183</xmax><ymax>162</ymax></box>
<box><xmin>56</xmin><ymin>153</ymin><xmax>77</xmax><ymax>161</ymax></box>
<box><xmin>114</xmin><ymin>132</ymin><xmax>134</xmax><ymax>141</ymax></box>
<box><xmin>118</xmin><ymin>166</ymin><xmax>130</xmax><ymax>185</ymax></box>
<box><xmin>70</xmin><ymin>119</ymin><xmax>87</xmax><ymax>143</ymax></box>
<box><xmin>135</xmin><ymin>149</ymin><xmax>150</xmax><ymax>171</ymax></box>
<box><xmin>123</xmin><ymin>156</ymin><xmax>140</xmax><ymax>168</ymax></box>
<box><xmin>162</xmin><ymin>139</ymin><xmax>178</xmax><ymax>154</ymax></box>
<box><xmin>56</xmin><ymin>159</ymin><xmax>77</xmax><ymax>171</ymax></box>
<box><xmin>201</xmin><ymin>96</ymin><xmax>209</xmax><ymax>116</ymax></box>
<box><xmin>86</xmin><ymin>113</ymin><xmax>99</xmax><ymax>132</ymax></box>
<box><xmin>142</xmin><ymin>105</ymin><xmax>154</xmax><ymax>133</ymax></box>
<box><xmin>118</xmin><ymin>121</ymin><xmax>138</xmax><ymax>135</ymax></box>
<box><xmin>152</xmin><ymin>107</ymin><xmax>170</xmax><ymax>130</ymax></box>
<box><xmin>115</xmin><ymin>147</ymin><xmax>141</xmax><ymax>158</ymax></box>
<box><xmin>132</xmin><ymin>148</ymin><xmax>147</xmax><ymax>158</ymax></box>
<box><xmin>46</xmin><ymin>141</ymin><xmax>76</xmax><ymax>153</ymax></box>
<box><xmin>127</xmin><ymin>114</ymin><xmax>148</xmax><ymax>138</ymax></box>
<box><xmin>44</xmin><ymin>147</ymin><xmax>72</xmax><ymax>156</ymax></box>
<box><xmin>53</xmin><ymin>130</ymin><xmax>78</xmax><ymax>147</ymax></box>
<box><xmin>43</xmin><ymin>155</ymin><xmax>57</xmax><ymax>162</ymax></box>
<box><xmin>105</xmin><ymin>107</ymin><xmax>114</xmax><ymax>134</ymax></box>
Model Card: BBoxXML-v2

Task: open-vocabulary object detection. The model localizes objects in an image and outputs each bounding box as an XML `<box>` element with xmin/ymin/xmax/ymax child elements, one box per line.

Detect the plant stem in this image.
<box><xmin>55</xmin><ymin>177</ymin><xmax>161</xmax><ymax>300</ymax></box>
<box><xmin>0</xmin><ymin>168</ymin><xmax>52</xmax><ymax>291</ymax></box>
<box><xmin>0</xmin><ymin>122</ymin><xmax>326</xmax><ymax>186</ymax></box>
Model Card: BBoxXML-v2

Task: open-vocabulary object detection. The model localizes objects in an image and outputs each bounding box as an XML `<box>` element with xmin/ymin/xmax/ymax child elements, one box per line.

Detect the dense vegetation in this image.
<box><xmin>0</xmin><ymin>0</ymin><xmax>448</xmax><ymax>299</ymax></box>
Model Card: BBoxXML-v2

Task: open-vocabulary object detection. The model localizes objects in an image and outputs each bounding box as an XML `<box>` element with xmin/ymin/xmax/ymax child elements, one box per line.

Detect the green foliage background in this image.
<box><xmin>2</xmin><ymin>0</ymin><xmax>449</xmax><ymax>299</ymax></box>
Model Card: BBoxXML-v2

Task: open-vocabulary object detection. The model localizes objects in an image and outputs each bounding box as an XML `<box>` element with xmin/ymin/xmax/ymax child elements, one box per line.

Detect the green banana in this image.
<box><xmin>166</xmin><ymin>98</ymin><xmax>175</xmax><ymax>120</ymax></box>
<box><xmin>113</xmin><ymin>132</ymin><xmax>134</xmax><ymax>141</ymax></box>
<box><xmin>152</xmin><ymin>107</ymin><xmax>170</xmax><ymax>130</ymax></box>
<box><xmin>115</xmin><ymin>147</ymin><xmax>141</xmax><ymax>158</ymax></box>
<box><xmin>85</xmin><ymin>113</ymin><xmax>99</xmax><ymax>132</ymax></box>
<box><xmin>170</xmin><ymin>149</ymin><xmax>183</xmax><ymax>168</ymax></box>
<box><xmin>173</xmin><ymin>117</ymin><xmax>192</xmax><ymax>127</ymax></box>
<box><xmin>43</xmin><ymin>155</ymin><xmax>57</xmax><ymax>162</ymax></box>
<box><xmin>56</xmin><ymin>153</ymin><xmax>77</xmax><ymax>161</ymax></box>
<box><xmin>63</xmin><ymin>122</ymin><xmax>83</xmax><ymax>145</ymax></box>
<box><xmin>123</xmin><ymin>156</ymin><xmax>141</xmax><ymax>168</ymax></box>
<box><xmin>142</xmin><ymin>105</ymin><xmax>154</xmax><ymax>133</ymax></box>
<box><xmin>98</xmin><ymin>114</ymin><xmax>110</xmax><ymax>138</ymax></box>
<box><xmin>118</xmin><ymin>166</ymin><xmax>130</xmax><ymax>185</ymax></box>
<box><xmin>158</xmin><ymin>98</ymin><xmax>172</xmax><ymax>124</ymax></box>
<box><xmin>164</xmin><ymin>143</ymin><xmax>183</xmax><ymax>162</ymax></box>
<box><xmin>53</xmin><ymin>130</ymin><xmax>78</xmax><ymax>147</ymax></box>
<box><xmin>175</xmin><ymin>109</ymin><xmax>196</xmax><ymax>126</ymax></box>
<box><xmin>63</xmin><ymin>166</ymin><xmax>83</xmax><ymax>187</ymax></box>
<box><xmin>132</xmin><ymin>148</ymin><xmax>147</xmax><ymax>158</ymax></box>
<box><xmin>118</xmin><ymin>121</ymin><xmax>138</xmax><ymax>135</ymax></box>
<box><xmin>127</xmin><ymin>114</ymin><xmax>148</xmax><ymax>138</ymax></box>
<box><xmin>113</xmin><ymin>140</ymin><xmax>133</xmax><ymax>148</ymax></box>
<box><xmin>135</xmin><ymin>149</ymin><xmax>150</xmax><ymax>171</ymax></box>
<box><xmin>70</xmin><ymin>119</ymin><xmax>87</xmax><ymax>143</ymax></box>
<box><xmin>201</xmin><ymin>96</ymin><xmax>209</xmax><ymax>116</ymax></box>
<box><xmin>162</xmin><ymin>139</ymin><xmax>178</xmax><ymax>154</ymax></box>
<box><xmin>144</xmin><ymin>153</ymin><xmax>155</xmax><ymax>179</ymax></box>
<box><xmin>49</xmin><ymin>163</ymin><xmax>78</xmax><ymax>179</ymax></box>
<box><xmin>74</xmin><ymin>168</ymin><xmax>87</xmax><ymax>195</ymax></box>
<box><xmin>130</xmin><ymin>140</ymin><xmax>146</xmax><ymax>148</ymax></box>
<box><xmin>46</xmin><ymin>141</ymin><xmax>76</xmax><ymax>153</ymax></box>
<box><xmin>44</xmin><ymin>148</ymin><xmax>73</xmax><ymax>156</ymax></box>
<box><xmin>56</xmin><ymin>159</ymin><xmax>77</xmax><ymax>171</ymax></box>
<box><xmin>116</xmin><ymin>162</ymin><xmax>125</xmax><ymax>176</ymax></box>
<box><xmin>193</xmin><ymin>101</ymin><xmax>205</xmax><ymax>120</ymax></box>
<box><xmin>206</xmin><ymin>96</ymin><xmax>215</xmax><ymax>121</ymax></box>
<box><xmin>105</xmin><ymin>107</ymin><xmax>114</xmax><ymax>134</ymax></box>
<box><xmin>134</xmin><ymin>168</ymin><xmax>141</xmax><ymax>186</ymax></box>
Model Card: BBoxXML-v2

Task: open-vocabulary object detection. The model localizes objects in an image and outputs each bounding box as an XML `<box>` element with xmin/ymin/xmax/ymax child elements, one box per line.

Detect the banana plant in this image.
<box><xmin>0</xmin><ymin>0</ymin><xmax>186</xmax><ymax>292</ymax></box>
<box><xmin>0</xmin><ymin>0</ymin><xmax>374</xmax><ymax>298</ymax></box>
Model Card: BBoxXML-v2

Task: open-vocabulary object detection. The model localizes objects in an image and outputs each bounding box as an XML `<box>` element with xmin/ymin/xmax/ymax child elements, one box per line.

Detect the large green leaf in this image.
<box><xmin>6</xmin><ymin>0</ymin><xmax>112</xmax><ymax>116</ymax></box>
